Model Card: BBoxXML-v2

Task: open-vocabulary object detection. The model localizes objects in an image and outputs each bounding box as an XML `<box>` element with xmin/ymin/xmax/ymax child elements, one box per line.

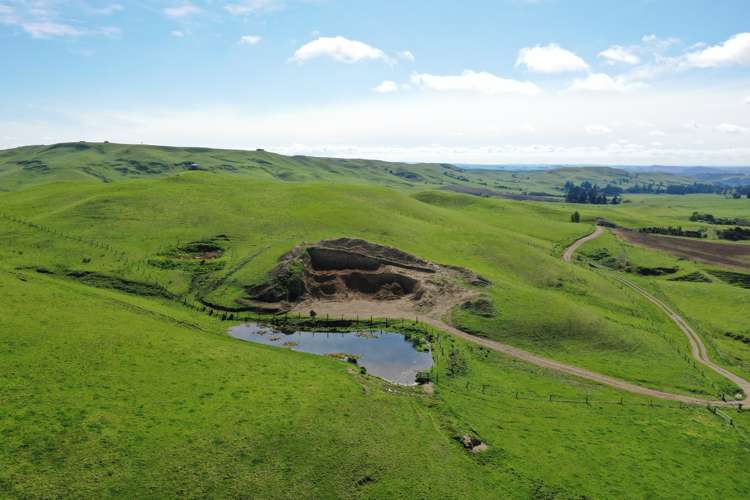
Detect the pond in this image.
<box><xmin>229</xmin><ymin>323</ymin><xmax>433</xmax><ymax>385</ymax></box>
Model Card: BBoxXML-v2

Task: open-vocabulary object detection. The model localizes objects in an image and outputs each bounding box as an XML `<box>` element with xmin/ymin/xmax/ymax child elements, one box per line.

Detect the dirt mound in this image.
<box><xmin>239</xmin><ymin>238</ymin><xmax>488</xmax><ymax>314</ymax></box>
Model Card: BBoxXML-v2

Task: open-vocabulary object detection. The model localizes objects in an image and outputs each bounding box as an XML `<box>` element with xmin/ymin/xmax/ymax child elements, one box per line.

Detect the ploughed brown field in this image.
<box><xmin>614</xmin><ymin>229</ymin><xmax>750</xmax><ymax>271</ymax></box>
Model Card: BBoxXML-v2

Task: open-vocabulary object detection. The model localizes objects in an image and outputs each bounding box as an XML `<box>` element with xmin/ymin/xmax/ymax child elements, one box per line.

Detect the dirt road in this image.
<box><xmin>582</xmin><ymin>227</ymin><xmax>750</xmax><ymax>404</ymax></box>
<box><xmin>298</xmin><ymin>225</ymin><xmax>748</xmax><ymax>406</ymax></box>
<box><xmin>562</xmin><ymin>225</ymin><xmax>749</xmax><ymax>404</ymax></box>
<box><xmin>563</xmin><ymin>225</ymin><xmax>605</xmax><ymax>263</ymax></box>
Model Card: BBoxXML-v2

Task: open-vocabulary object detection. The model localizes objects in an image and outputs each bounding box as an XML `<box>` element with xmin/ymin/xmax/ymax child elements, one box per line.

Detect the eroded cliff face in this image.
<box><xmin>239</xmin><ymin>238</ymin><xmax>489</xmax><ymax>314</ymax></box>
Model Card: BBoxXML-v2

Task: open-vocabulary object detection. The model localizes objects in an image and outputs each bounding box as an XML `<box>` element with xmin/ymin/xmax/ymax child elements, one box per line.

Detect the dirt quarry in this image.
<box><xmin>239</xmin><ymin>238</ymin><xmax>490</xmax><ymax>318</ymax></box>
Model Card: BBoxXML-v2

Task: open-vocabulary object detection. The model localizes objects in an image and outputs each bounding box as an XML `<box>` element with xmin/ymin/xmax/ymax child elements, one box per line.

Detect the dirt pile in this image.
<box><xmin>239</xmin><ymin>238</ymin><xmax>489</xmax><ymax>314</ymax></box>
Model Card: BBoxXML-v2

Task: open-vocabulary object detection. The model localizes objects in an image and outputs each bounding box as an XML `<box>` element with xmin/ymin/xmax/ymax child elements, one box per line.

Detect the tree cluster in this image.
<box><xmin>717</xmin><ymin>227</ymin><xmax>750</xmax><ymax>241</ymax></box>
<box><xmin>563</xmin><ymin>181</ymin><xmax>622</xmax><ymax>205</ymax></box>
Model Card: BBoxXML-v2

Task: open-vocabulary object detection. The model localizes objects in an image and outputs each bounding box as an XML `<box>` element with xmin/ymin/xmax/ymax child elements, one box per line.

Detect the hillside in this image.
<box><xmin>0</xmin><ymin>142</ymin><xmax>703</xmax><ymax>196</ymax></box>
<box><xmin>0</xmin><ymin>141</ymin><xmax>505</xmax><ymax>192</ymax></box>
<box><xmin>2</xmin><ymin>143</ymin><xmax>750</xmax><ymax>498</ymax></box>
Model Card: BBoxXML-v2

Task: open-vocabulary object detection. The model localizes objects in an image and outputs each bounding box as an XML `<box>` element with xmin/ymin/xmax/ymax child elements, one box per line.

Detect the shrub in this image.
<box><xmin>415</xmin><ymin>371</ymin><xmax>432</xmax><ymax>384</ymax></box>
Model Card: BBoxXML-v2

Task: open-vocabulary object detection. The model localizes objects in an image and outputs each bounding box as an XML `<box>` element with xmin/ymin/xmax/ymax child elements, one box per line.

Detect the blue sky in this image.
<box><xmin>1</xmin><ymin>0</ymin><xmax>750</xmax><ymax>165</ymax></box>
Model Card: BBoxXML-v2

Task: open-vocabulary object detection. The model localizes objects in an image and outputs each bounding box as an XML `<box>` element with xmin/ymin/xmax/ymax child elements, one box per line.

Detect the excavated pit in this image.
<box><xmin>238</xmin><ymin>238</ymin><xmax>488</xmax><ymax>314</ymax></box>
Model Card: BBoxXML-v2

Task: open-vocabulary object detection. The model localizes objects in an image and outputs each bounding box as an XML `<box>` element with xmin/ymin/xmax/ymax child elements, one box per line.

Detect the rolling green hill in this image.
<box><xmin>2</xmin><ymin>142</ymin><xmax>750</xmax><ymax>498</ymax></box>
<box><xmin>0</xmin><ymin>141</ymin><xmax>701</xmax><ymax>196</ymax></box>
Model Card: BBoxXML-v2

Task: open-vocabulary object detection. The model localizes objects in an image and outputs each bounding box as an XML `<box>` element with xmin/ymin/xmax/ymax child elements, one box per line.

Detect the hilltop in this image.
<box><xmin>0</xmin><ymin>141</ymin><xmax>702</xmax><ymax>196</ymax></box>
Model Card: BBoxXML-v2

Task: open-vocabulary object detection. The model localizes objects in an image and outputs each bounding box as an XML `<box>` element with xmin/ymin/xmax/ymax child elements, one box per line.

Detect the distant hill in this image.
<box><xmin>0</xmin><ymin>141</ymin><xmax>712</xmax><ymax>195</ymax></box>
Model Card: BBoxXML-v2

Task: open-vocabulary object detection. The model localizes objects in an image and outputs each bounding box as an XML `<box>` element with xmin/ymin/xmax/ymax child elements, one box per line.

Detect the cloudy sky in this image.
<box><xmin>1</xmin><ymin>0</ymin><xmax>750</xmax><ymax>165</ymax></box>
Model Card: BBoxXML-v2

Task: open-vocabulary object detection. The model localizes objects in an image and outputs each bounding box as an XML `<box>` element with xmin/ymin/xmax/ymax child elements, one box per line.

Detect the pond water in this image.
<box><xmin>229</xmin><ymin>323</ymin><xmax>433</xmax><ymax>385</ymax></box>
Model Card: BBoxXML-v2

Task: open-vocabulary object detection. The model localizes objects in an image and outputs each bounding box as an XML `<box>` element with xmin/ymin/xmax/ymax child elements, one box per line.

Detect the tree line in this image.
<box><xmin>689</xmin><ymin>212</ymin><xmax>749</xmax><ymax>226</ymax></box>
<box><xmin>623</xmin><ymin>182</ymin><xmax>750</xmax><ymax>197</ymax></box>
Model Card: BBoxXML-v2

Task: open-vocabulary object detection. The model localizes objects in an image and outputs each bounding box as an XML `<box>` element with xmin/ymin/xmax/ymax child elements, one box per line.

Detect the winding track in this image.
<box><xmin>305</xmin><ymin>226</ymin><xmax>749</xmax><ymax>406</ymax></box>
<box><xmin>427</xmin><ymin>225</ymin><xmax>748</xmax><ymax>406</ymax></box>
<box><xmin>565</xmin><ymin>225</ymin><xmax>750</xmax><ymax>405</ymax></box>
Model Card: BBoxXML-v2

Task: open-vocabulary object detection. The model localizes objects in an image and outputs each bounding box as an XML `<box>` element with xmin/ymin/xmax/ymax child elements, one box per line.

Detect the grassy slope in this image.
<box><xmin>0</xmin><ymin>269</ymin><xmax>496</xmax><ymax>499</ymax></box>
<box><xmin>3</xmin><ymin>143</ymin><xmax>750</xmax><ymax>497</ymax></box>
<box><xmin>0</xmin><ymin>142</ymin><xmax>486</xmax><ymax>192</ymax></box>
<box><xmin>0</xmin><ymin>174</ymin><xmax>731</xmax><ymax>397</ymax></box>
<box><xmin>478</xmin><ymin>166</ymin><xmax>696</xmax><ymax>196</ymax></box>
<box><xmin>575</xmin><ymin>194</ymin><xmax>750</xmax><ymax>235</ymax></box>
<box><xmin>0</xmin><ymin>142</ymin><xmax>701</xmax><ymax>196</ymax></box>
<box><xmin>3</xmin><ymin>269</ymin><xmax>749</xmax><ymax>499</ymax></box>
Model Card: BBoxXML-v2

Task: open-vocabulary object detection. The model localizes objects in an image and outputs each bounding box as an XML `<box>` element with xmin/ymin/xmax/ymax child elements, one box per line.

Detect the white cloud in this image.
<box><xmin>225</xmin><ymin>0</ymin><xmax>284</xmax><ymax>16</ymax></box>
<box><xmin>373</xmin><ymin>81</ymin><xmax>398</xmax><ymax>93</ymax></box>
<box><xmin>171</xmin><ymin>30</ymin><xmax>185</xmax><ymax>37</ymax></box>
<box><xmin>599</xmin><ymin>45</ymin><xmax>640</xmax><ymax>65</ymax></box>
<box><xmin>291</xmin><ymin>36</ymin><xmax>391</xmax><ymax>64</ymax></box>
<box><xmin>411</xmin><ymin>70</ymin><xmax>541</xmax><ymax>96</ymax></box>
<box><xmin>585</xmin><ymin>124</ymin><xmax>612</xmax><ymax>135</ymax></box>
<box><xmin>516</xmin><ymin>43</ymin><xmax>588</xmax><ymax>73</ymax></box>
<box><xmin>0</xmin><ymin>2</ymin><xmax>120</xmax><ymax>39</ymax></box>
<box><xmin>641</xmin><ymin>34</ymin><xmax>680</xmax><ymax>51</ymax></box>
<box><xmin>164</xmin><ymin>3</ymin><xmax>200</xmax><ymax>18</ymax></box>
<box><xmin>685</xmin><ymin>32</ymin><xmax>750</xmax><ymax>68</ymax></box>
<box><xmin>649</xmin><ymin>130</ymin><xmax>665</xmax><ymax>137</ymax></box>
<box><xmin>745</xmin><ymin>96</ymin><xmax>750</xmax><ymax>104</ymax></box>
<box><xmin>716</xmin><ymin>123</ymin><xmax>749</xmax><ymax>134</ymax></box>
<box><xmin>7</xmin><ymin>84</ymin><xmax>750</xmax><ymax>165</ymax></box>
<box><xmin>569</xmin><ymin>73</ymin><xmax>644</xmax><ymax>93</ymax></box>
<box><xmin>239</xmin><ymin>35</ymin><xmax>262</xmax><ymax>45</ymax></box>
<box><xmin>397</xmin><ymin>50</ymin><xmax>415</xmax><ymax>62</ymax></box>
<box><xmin>21</xmin><ymin>21</ymin><xmax>80</xmax><ymax>38</ymax></box>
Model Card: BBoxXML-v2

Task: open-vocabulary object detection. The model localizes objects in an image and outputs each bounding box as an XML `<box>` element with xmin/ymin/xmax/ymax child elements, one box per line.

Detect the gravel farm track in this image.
<box><xmin>312</xmin><ymin>226</ymin><xmax>750</xmax><ymax>407</ymax></box>
<box><xmin>560</xmin><ymin>225</ymin><xmax>750</xmax><ymax>406</ymax></box>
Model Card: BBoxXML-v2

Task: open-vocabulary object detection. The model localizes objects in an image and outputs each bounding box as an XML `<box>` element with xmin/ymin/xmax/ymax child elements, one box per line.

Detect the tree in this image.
<box><xmin>571</xmin><ymin>211</ymin><xmax>581</xmax><ymax>223</ymax></box>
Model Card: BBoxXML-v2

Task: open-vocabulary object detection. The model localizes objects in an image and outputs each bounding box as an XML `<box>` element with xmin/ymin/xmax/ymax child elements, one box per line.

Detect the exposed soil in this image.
<box><xmin>233</xmin><ymin>232</ymin><xmax>748</xmax><ymax>407</ymax></box>
<box><xmin>614</xmin><ymin>229</ymin><xmax>750</xmax><ymax>271</ymax></box>
<box><xmin>239</xmin><ymin>238</ymin><xmax>489</xmax><ymax>316</ymax></box>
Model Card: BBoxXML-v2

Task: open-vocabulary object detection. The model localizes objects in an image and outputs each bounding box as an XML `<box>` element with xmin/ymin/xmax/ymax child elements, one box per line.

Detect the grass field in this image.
<box><xmin>3</xmin><ymin>269</ymin><xmax>749</xmax><ymax>499</ymax></box>
<box><xmin>2</xmin><ymin>143</ymin><xmax>750</xmax><ymax>498</ymax></box>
